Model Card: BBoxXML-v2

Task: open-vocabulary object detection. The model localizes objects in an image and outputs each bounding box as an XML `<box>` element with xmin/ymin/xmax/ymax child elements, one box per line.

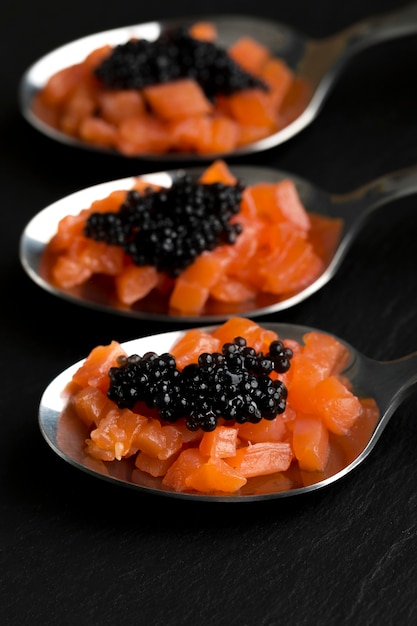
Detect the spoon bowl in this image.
<box><xmin>39</xmin><ymin>322</ymin><xmax>417</xmax><ymax>501</ymax></box>
<box><xmin>19</xmin><ymin>3</ymin><xmax>417</xmax><ymax>160</ymax></box>
<box><xmin>19</xmin><ymin>162</ymin><xmax>417</xmax><ymax>323</ymax></box>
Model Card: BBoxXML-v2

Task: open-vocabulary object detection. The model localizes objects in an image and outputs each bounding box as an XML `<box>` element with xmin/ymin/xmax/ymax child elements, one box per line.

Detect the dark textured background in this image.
<box><xmin>2</xmin><ymin>1</ymin><xmax>417</xmax><ymax>624</ymax></box>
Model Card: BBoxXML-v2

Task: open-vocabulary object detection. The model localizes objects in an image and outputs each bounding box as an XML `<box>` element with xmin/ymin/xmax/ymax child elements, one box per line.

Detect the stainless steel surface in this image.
<box><xmin>19</xmin><ymin>162</ymin><xmax>417</xmax><ymax>323</ymax></box>
<box><xmin>38</xmin><ymin>322</ymin><xmax>417</xmax><ymax>502</ymax></box>
<box><xmin>18</xmin><ymin>4</ymin><xmax>417</xmax><ymax>160</ymax></box>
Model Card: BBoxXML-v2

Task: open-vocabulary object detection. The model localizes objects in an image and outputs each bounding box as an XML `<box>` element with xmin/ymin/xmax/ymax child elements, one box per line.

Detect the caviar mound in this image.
<box><xmin>43</xmin><ymin>160</ymin><xmax>344</xmax><ymax>317</ymax></box>
<box><xmin>84</xmin><ymin>174</ymin><xmax>245</xmax><ymax>276</ymax></box>
<box><xmin>107</xmin><ymin>334</ymin><xmax>292</xmax><ymax>432</ymax></box>
<box><xmin>64</xmin><ymin>317</ymin><xmax>380</xmax><ymax>495</ymax></box>
<box><xmin>33</xmin><ymin>22</ymin><xmax>312</xmax><ymax>156</ymax></box>
<box><xmin>94</xmin><ymin>27</ymin><xmax>268</xmax><ymax>98</ymax></box>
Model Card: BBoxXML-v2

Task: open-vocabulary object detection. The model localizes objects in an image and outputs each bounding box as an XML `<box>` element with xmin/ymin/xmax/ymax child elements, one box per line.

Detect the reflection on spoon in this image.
<box><xmin>18</xmin><ymin>4</ymin><xmax>417</xmax><ymax>160</ymax></box>
<box><xmin>19</xmin><ymin>162</ymin><xmax>417</xmax><ymax>323</ymax></box>
<box><xmin>39</xmin><ymin>322</ymin><xmax>417</xmax><ymax>502</ymax></box>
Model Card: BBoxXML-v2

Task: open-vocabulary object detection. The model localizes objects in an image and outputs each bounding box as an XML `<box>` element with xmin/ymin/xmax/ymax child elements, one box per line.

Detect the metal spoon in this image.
<box><xmin>18</xmin><ymin>3</ymin><xmax>417</xmax><ymax>160</ymax></box>
<box><xmin>19</xmin><ymin>162</ymin><xmax>417</xmax><ymax>323</ymax></box>
<box><xmin>38</xmin><ymin>322</ymin><xmax>417</xmax><ymax>502</ymax></box>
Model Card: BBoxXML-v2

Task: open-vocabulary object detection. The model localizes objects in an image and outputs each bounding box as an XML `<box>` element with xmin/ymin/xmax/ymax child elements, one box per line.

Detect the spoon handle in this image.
<box><xmin>327</xmin><ymin>163</ymin><xmax>417</xmax><ymax>233</ymax></box>
<box><xmin>301</xmin><ymin>3</ymin><xmax>417</xmax><ymax>92</ymax></box>
<box><xmin>362</xmin><ymin>351</ymin><xmax>417</xmax><ymax>418</ymax></box>
<box><xmin>340</xmin><ymin>2</ymin><xmax>417</xmax><ymax>51</ymax></box>
<box><xmin>316</xmin><ymin>163</ymin><xmax>417</xmax><ymax>307</ymax></box>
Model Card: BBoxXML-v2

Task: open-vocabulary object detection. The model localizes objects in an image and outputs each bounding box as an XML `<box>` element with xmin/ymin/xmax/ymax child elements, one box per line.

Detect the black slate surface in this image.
<box><xmin>2</xmin><ymin>1</ymin><xmax>417</xmax><ymax>624</ymax></box>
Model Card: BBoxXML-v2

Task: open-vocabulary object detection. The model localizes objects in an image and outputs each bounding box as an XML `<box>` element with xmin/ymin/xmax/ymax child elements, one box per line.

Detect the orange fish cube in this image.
<box><xmin>143</xmin><ymin>79</ymin><xmax>213</xmax><ymax>120</ymax></box>
<box><xmin>292</xmin><ymin>414</ymin><xmax>330</xmax><ymax>472</ymax></box>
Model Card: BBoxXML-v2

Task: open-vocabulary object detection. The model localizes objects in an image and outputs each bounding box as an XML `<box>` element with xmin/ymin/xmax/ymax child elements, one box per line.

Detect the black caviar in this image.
<box><xmin>107</xmin><ymin>336</ymin><xmax>293</xmax><ymax>432</ymax></box>
<box><xmin>94</xmin><ymin>27</ymin><xmax>268</xmax><ymax>99</ymax></box>
<box><xmin>84</xmin><ymin>175</ymin><xmax>245</xmax><ymax>277</ymax></box>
